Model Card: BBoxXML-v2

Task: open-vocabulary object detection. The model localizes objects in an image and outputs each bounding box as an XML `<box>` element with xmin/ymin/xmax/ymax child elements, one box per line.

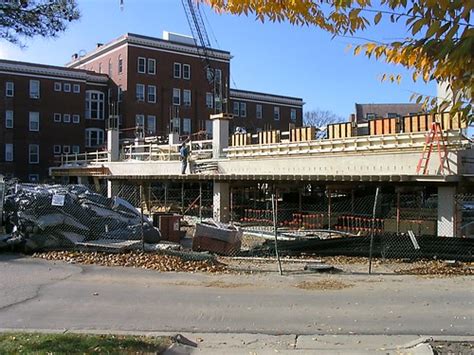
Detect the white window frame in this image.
<box><xmin>73</xmin><ymin>84</ymin><xmax>80</xmax><ymax>93</ymax></box>
<box><xmin>63</xmin><ymin>83</ymin><xmax>71</xmax><ymax>92</ymax></box>
<box><xmin>63</xmin><ymin>145</ymin><xmax>70</xmax><ymax>154</ymax></box>
<box><xmin>233</xmin><ymin>102</ymin><xmax>240</xmax><ymax>116</ymax></box>
<box><xmin>5</xmin><ymin>110</ymin><xmax>13</xmax><ymax>128</ymax></box>
<box><xmin>5</xmin><ymin>81</ymin><xmax>14</xmax><ymax>97</ymax></box>
<box><xmin>28</xmin><ymin>174</ymin><xmax>39</xmax><ymax>182</ymax></box>
<box><xmin>147</xmin><ymin>58</ymin><xmax>156</xmax><ymax>74</ymax></box>
<box><xmin>173</xmin><ymin>88</ymin><xmax>181</xmax><ymax>106</ymax></box>
<box><xmin>136</xmin><ymin>84</ymin><xmax>145</xmax><ymax>101</ymax></box>
<box><xmin>54</xmin><ymin>82</ymin><xmax>62</xmax><ymax>92</ymax></box>
<box><xmin>72</xmin><ymin>145</ymin><xmax>80</xmax><ymax>154</ymax></box>
<box><xmin>147</xmin><ymin>85</ymin><xmax>156</xmax><ymax>103</ymax></box>
<box><xmin>135</xmin><ymin>114</ymin><xmax>145</xmax><ymax>129</ymax></box>
<box><xmin>183</xmin><ymin>64</ymin><xmax>191</xmax><ymax>80</ymax></box>
<box><xmin>5</xmin><ymin>143</ymin><xmax>13</xmax><ymax>162</ymax></box>
<box><xmin>240</xmin><ymin>102</ymin><xmax>247</xmax><ymax>118</ymax></box>
<box><xmin>366</xmin><ymin>113</ymin><xmax>376</xmax><ymax>119</ymax></box>
<box><xmin>183</xmin><ymin>89</ymin><xmax>191</xmax><ymax>107</ymax></box>
<box><xmin>72</xmin><ymin>114</ymin><xmax>80</xmax><ymax>123</ymax></box>
<box><xmin>85</xmin><ymin>128</ymin><xmax>105</xmax><ymax>148</ymax></box>
<box><xmin>256</xmin><ymin>104</ymin><xmax>263</xmax><ymax>119</ymax></box>
<box><xmin>182</xmin><ymin>118</ymin><xmax>191</xmax><ymax>134</ymax></box>
<box><xmin>137</xmin><ymin>57</ymin><xmax>146</xmax><ymax>73</ymax></box>
<box><xmin>54</xmin><ymin>113</ymin><xmax>61</xmax><ymax>122</ymax></box>
<box><xmin>273</xmin><ymin>106</ymin><xmax>280</xmax><ymax>121</ymax></box>
<box><xmin>206</xmin><ymin>92</ymin><xmax>213</xmax><ymax>109</ymax></box>
<box><xmin>118</xmin><ymin>55</ymin><xmax>123</xmax><ymax>74</ymax></box>
<box><xmin>63</xmin><ymin>113</ymin><xmax>71</xmax><ymax>123</ymax></box>
<box><xmin>28</xmin><ymin>144</ymin><xmax>39</xmax><ymax>164</ymax></box>
<box><xmin>173</xmin><ymin>62</ymin><xmax>181</xmax><ymax>78</ymax></box>
<box><xmin>29</xmin><ymin>80</ymin><xmax>40</xmax><ymax>99</ymax></box>
<box><xmin>290</xmin><ymin>108</ymin><xmax>297</xmax><ymax>122</ymax></box>
<box><xmin>53</xmin><ymin>145</ymin><xmax>61</xmax><ymax>154</ymax></box>
<box><xmin>85</xmin><ymin>90</ymin><xmax>105</xmax><ymax>120</ymax></box>
<box><xmin>29</xmin><ymin>112</ymin><xmax>40</xmax><ymax>131</ymax></box>
<box><xmin>147</xmin><ymin>115</ymin><xmax>156</xmax><ymax>135</ymax></box>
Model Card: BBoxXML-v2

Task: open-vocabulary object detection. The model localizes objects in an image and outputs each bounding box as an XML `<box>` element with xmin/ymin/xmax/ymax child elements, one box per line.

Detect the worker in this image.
<box><xmin>179</xmin><ymin>142</ymin><xmax>190</xmax><ymax>174</ymax></box>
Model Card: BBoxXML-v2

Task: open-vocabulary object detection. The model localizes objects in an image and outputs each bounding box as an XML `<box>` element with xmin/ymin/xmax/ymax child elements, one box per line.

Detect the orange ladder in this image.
<box><xmin>416</xmin><ymin>122</ymin><xmax>451</xmax><ymax>175</ymax></box>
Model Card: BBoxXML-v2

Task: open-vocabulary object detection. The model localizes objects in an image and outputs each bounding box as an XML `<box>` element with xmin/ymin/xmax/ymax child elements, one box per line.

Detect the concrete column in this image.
<box><xmin>169</xmin><ymin>132</ymin><xmax>180</xmax><ymax>145</ymax></box>
<box><xmin>107</xmin><ymin>180</ymin><xmax>119</xmax><ymax>198</ymax></box>
<box><xmin>213</xmin><ymin>181</ymin><xmax>230</xmax><ymax>223</ymax></box>
<box><xmin>107</xmin><ymin>116</ymin><xmax>120</xmax><ymax>162</ymax></box>
<box><xmin>210</xmin><ymin>113</ymin><xmax>233</xmax><ymax>159</ymax></box>
<box><xmin>437</xmin><ymin>186</ymin><xmax>456</xmax><ymax>237</ymax></box>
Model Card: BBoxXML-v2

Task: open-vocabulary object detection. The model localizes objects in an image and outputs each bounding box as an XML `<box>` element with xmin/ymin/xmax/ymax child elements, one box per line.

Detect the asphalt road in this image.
<box><xmin>1</xmin><ymin>254</ymin><xmax>473</xmax><ymax>337</ymax></box>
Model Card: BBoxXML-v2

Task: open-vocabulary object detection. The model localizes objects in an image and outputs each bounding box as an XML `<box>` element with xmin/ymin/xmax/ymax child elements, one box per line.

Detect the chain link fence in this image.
<box><xmin>1</xmin><ymin>180</ymin><xmax>472</xmax><ymax>275</ymax></box>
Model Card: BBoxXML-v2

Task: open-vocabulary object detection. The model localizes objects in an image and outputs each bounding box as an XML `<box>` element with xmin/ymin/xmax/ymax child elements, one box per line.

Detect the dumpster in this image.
<box><xmin>153</xmin><ymin>213</ymin><xmax>183</xmax><ymax>243</ymax></box>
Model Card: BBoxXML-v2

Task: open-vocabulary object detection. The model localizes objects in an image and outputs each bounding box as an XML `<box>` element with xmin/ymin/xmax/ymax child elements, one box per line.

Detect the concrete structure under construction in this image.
<box><xmin>51</xmin><ymin>112</ymin><xmax>474</xmax><ymax>239</ymax></box>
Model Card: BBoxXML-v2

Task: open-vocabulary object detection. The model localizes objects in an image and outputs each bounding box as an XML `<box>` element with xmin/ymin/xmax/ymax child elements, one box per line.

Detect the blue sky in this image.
<box><xmin>0</xmin><ymin>0</ymin><xmax>437</xmax><ymax>119</ymax></box>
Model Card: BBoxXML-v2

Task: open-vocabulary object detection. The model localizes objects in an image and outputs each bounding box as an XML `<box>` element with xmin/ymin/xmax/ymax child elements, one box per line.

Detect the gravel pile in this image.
<box><xmin>395</xmin><ymin>260</ymin><xmax>474</xmax><ymax>276</ymax></box>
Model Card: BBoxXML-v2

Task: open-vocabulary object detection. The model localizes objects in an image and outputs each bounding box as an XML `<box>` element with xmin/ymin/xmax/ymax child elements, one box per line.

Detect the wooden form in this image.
<box><xmin>327</xmin><ymin>122</ymin><xmax>352</xmax><ymax>139</ymax></box>
<box><xmin>369</xmin><ymin>118</ymin><xmax>399</xmax><ymax>135</ymax></box>
<box><xmin>258</xmin><ymin>130</ymin><xmax>281</xmax><ymax>144</ymax></box>
<box><xmin>231</xmin><ymin>133</ymin><xmax>252</xmax><ymax>147</ymax></box>
<box><xmin>290</xmin><ymin>127</ymin><xmax>316</xmax><ymax>142</ymax></box>
<box><xmin>403</xmin><ymin>112</ymin><xmax>466</xmax><ymax>133</ymax></box>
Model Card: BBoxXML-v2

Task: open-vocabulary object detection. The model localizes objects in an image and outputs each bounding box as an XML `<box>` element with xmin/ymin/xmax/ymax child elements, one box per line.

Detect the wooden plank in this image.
<box><xmin>412</xmin><ymin>115</ymin><xmax>419</xmax><ymax>132</ymax></box>
<box><xmin>383</xmin><ymin>118</ymin><xmax>390</xmax><ymax>135</ymax></box>
<box><xmin>390</xmin><ymin>118</ymin><xmax>397</xmax><ymax>134</ymax></box>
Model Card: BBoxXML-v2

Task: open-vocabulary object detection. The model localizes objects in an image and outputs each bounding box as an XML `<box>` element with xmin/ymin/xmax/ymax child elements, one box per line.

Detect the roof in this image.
<box><xmin>67</xmin><ymin>32</ymin><xmax>232</xmax><ymax>68</ymax></box>
<box><xmin>0</xmin><ymin>59</ymin><xmax>109</xmax><ymax>83</ymax></box>
<box><xmin>355</xmin><ymin>103</ymin><xmax>424</xmax><ymax>122</ymax></box>
<box><xmin>230</xmin><ymin>89</ymin><xmax>304</xmax><ymax>107</ymax></box>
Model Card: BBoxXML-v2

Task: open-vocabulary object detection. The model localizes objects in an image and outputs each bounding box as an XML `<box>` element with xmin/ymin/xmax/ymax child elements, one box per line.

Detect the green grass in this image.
<box><xmin>0</xmin><ymin>332</ymin><xmax>171</xmax><ymax>354</ymax></box>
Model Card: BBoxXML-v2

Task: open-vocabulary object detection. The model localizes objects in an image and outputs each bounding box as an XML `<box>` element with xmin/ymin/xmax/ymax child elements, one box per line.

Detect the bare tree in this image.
<box><xmin>0</xmin><ymin>0</ymin><xmax>80</xmax><ymax>45</ymax></box>
<box><xmin>303</xmin><ymin>109</ymin><xmax>345</xmax><ymax>129</ymax></box>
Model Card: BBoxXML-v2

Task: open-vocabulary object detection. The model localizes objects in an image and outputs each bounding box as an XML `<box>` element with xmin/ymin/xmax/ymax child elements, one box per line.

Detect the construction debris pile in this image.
<box><xmin>34</xmin><ymin>251</ymin><xmax>227</xmax><ymax>273</ymax></box>
<box><xmin>1</xmin><ymin>184</ymin><xmax>160</xmax><ymax>252</ymax></box>
<box><xmin>192</xmin><ymin>221</ymin><xmax>242</xmax><ymax>256</ymax></box>
<box><xmin>395</xmin><ymin>260</ymin><xmax>474</xmax><ymax>277</ymax></box>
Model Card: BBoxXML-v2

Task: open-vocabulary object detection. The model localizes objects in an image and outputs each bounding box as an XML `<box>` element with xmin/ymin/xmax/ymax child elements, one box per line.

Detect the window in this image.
<box><xmin>256</xmin><ymin>104</ymin><xmax>263</xmax><ymax>119</ymax></box>
<box><xmin>136</xmin><ymin>84</ymin><xmax>145</xmax><ymax>101</ymax></box>
<box><xmin>290</xmin><ymin>108</ymin><xmax>297</xmax><ymax>122</ymax></box>
<box><xmin>233</xmin><ymin>102</ymin><xmax>240</xmax><ymax>116</ymax></box>
<box><xmin>53</xmin><ymin>145</ymin><xmax>61</xmax><ymax>154</ymax></box>
<box><xmin>240</xmin><ymin>102</ymin><xmax>247</xmax><ymax>118</ymax></box>
<box><xmin>147</xmin><ymin>58</ymin><xmax>156</xmax><ymax>74</ymax></box>
<box><xmin>5</xmin><ymin>81</ymin><xmax>14</xmax><ymax>97</ymax></box>
<box><xmin>118</xmin><ymin>86</ymin><xmax>123</xmax><ymax>102</ymax></box>
<box><xmin>118</xmin><ymin>55</ymin><xmax>123</xmax><ymax>74</ymax></box>
<box><xmin>85</xmin><ymin>91</ymin><xmax>105</xmax><ymax>119</ymax></box>
<box><xmin>215</xmin><ymin>69</ymin><xmax>222</xmax><ymax>83</ymax></box>
<box><xmin>173</xmin><ymin>63</ymin><xmax>181</xmax><ymax>78</ymax></box>
<box><xmin>85</xmin><ymin>128</ymin><xmax>104</xmax><ymax>147</ymax></box>
<box><xmin>73</xmin><ymin>84</ymin><xmax>80</xmax><ymax>93</ymax></box>
<box><xmin>108</xmin><ymin>59</ymin><xmax>112</xmax><ymax>76</ymax></box>
<box><xmin>206</xmin><ymin>92</ymin><xmax>213</xmax><ymax>108</ymax></box>
<box><xmin>29</xmin><ymin>80</ymin><xmax>40</xmax><ymax>98</ymax></box>
<box><xmin>5</xmin><ymin>143</ymin><xmax>13</xmax><ymax>162</ymax></box>
<box><xmin>72</xmin><ymin>145</ymin><xmax>80</xmax><ymax>154</ymax></box>
<box><xmin>173</xmin><ymin>88</ymin><xmax>180</xmax><ymax>105</ymax></box>
<box><xmin>29</xmin><ymin>144</ymin><xmax>39</xmax><ymax>164</ymax></box>
<box><xmin>63</xmin><ymin>145</ymin><xmax>70</xmax><ymax>154</ymax></box>
<box><xmin>147</xmin><ymin>85</ymin><xmax>156</xmax><ymax>103</ymax></box>
<box><xmin>63</xmin><ymin>114</ymin><xmax>71</xmax><ymax>123</ymax></box>
<box><xmin>205</xmin><ymin>120</ymin><xmax>213</xmax><ymax>135</ymax></box>
<box><xmin>5</xmin><ymin>110</ymin><xmax>13</xmax><ymax>128</ymax></box>
<box><xmin>183</xmin><ymin>89</ymin><xmax>191</xmax><ymax>106</ymax></box>
<box><xmin>183</xmin><ymin>64</ymin><xmax>190</xmax><ymax>79</ymax></box>
<box><xmin>387</xmin><ymin>112</ymin><xmax>398</xmax><ymax>118</ymax></box>
<box><xmin>28</xmin><ymin>174</ymin><xmax>39</xmax><ymax>182</ymax></box>
<box><xmin>183</xmin><ymin>118</ymin><xmax>191</xmax><ymax>134</ymax></box>
<box><xmin>206</xmin><ymin>67</ymin><xmax>213</xmax><ymax>82</ymax></box>
<box><xmin>366</xmin><ymin>113</ymin><xmax>376</xmax><ymax>119</ymax></box>
<box><xmin>138</xmin><ymin>57</ymin><xmax>146</xmax><ymax>73</ymax></box>
<box><xmin>63</xmin><ymin>83</ymin><xmax>71</xmax><ymax>92</ymax></box>
<box><xmin>54</xmin><ymin>82</ymin><xmax>62</xmax><ymax>92</ymax></box>
<box><xmin>72</xmin><ymin>114</ymin><xmax>80</xmax><ymax>123</ymax></box>
<box><xmin>54</xmin><ymin>113</ymin><xmax>61</xmax><ymax>122</ymax></box>
<box><xmin>273</xmin><ymin>106</ymin><xmax>280</xmax><ymax>121</ymax></box>
<box><xmin>29</xmin><ymin>112</ymin><xmax>39</xmax><ymax>131</ymax></box>
<box><xmin>147</xmin><ymin>115</ymin><xmax>156</xmax><ymax>135</ymax></box>
<box><xmin>135</xmin><ymin>114</ymin><xmax>145</xmax><ymax>129</ymax></box>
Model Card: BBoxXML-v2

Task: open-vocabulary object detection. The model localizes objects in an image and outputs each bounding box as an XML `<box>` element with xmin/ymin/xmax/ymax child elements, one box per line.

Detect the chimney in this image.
<box><xmin>71</xmin><ymin>53</ymin><xmax>79</xmax><ymax>61</ymax></box>
<box><xmin>96</xmin><ymin>43</ymin><xmax>103</xmax><ymax>48</ymax></box>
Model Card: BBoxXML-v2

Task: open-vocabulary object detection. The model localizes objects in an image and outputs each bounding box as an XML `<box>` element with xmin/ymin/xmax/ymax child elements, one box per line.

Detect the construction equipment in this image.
<box><xmin>416</xmin><ymin>122</ymin><xmax>451</xmax><ymax>175</ymax></box>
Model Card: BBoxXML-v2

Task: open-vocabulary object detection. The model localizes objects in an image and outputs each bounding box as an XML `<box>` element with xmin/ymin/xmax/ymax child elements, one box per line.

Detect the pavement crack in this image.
<box><xmin>293</xmin><ymin>334</ymin><xmax>299</xmax><ymax>349</ymax></box>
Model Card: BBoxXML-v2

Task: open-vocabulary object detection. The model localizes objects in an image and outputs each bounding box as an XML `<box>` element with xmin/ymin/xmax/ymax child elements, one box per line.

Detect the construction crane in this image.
<box><xmin>181</xmin><ymin>0</ymin><xmax>224</xmax><ymax>115</ymax></box>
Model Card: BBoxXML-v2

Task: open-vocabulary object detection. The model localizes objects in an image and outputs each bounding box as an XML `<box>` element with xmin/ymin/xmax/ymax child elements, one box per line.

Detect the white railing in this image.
<box><xmin>58</xmin><ymin>150</ymin><xmax>109</xmax><ymax>166</ymax></box>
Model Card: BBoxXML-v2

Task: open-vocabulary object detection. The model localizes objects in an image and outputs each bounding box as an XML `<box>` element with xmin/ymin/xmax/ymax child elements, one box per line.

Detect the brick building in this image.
<box><xmin>0</xmin><ymin>60</ymin><xmax>108</xmax><ymax>181</ymax></box>
<box><xmin>0</xmin><ymin>32</ymin><xmax>304</xmax><ymax>181</ymax></box>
